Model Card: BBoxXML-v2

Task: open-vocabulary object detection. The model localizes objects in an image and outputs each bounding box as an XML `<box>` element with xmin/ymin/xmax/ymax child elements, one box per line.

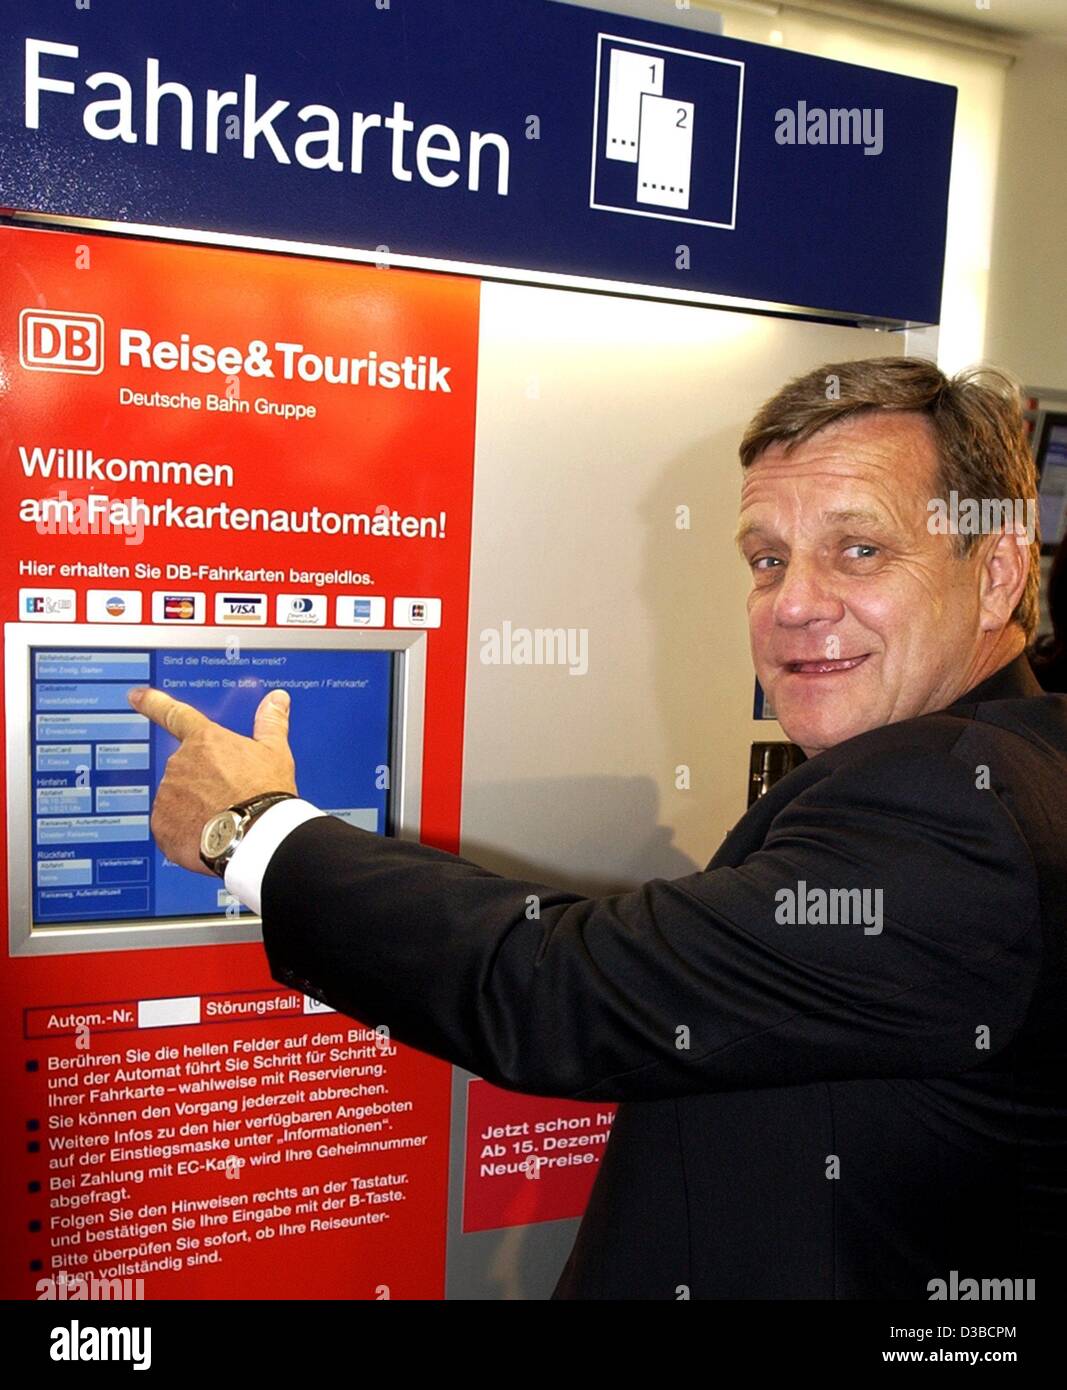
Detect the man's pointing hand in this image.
<box><xmin>127</xmin><ymin>686</ymin><xmax>298</xmax><ymax>875</ymax></box>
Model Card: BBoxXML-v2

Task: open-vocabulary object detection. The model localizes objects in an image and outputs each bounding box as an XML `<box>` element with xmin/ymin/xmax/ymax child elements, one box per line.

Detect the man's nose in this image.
<box><xmin>772</xmin><ymin>555</ymin><xmax>845</xmax><ymax>628</ymax></box>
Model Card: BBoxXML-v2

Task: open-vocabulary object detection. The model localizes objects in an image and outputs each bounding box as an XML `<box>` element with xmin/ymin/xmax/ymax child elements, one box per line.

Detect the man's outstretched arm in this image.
<box><xmin>130</xmin><ymin>685</ymin><xmax>1042</xmax><ymax>1102</ymax></box>
<box><xmin>258</xmin><ymin>748</ymin><xmax>1041</xmax><ymax>1101</ymax></box>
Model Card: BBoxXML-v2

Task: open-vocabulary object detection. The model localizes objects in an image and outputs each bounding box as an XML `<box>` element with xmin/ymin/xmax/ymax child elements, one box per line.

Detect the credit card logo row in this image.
<box><xmin>18</xmin><ymin>589</ymin><xmax>442</xmax><ymax>628</ymax></box>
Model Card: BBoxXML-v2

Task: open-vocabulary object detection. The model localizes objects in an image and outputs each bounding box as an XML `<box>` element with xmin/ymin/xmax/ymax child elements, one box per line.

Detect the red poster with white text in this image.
<box><xmin>0</xmin><ymin>225</ymin><xmax>480</xmax><ymax>1299</ymax></box>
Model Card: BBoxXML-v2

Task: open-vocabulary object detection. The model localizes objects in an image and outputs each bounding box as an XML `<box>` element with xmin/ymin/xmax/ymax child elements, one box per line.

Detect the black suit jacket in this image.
<box><xmin>261</xmin><ymin>655</ymin><xmax>1067</xmax><ymax>1299</ymax></box>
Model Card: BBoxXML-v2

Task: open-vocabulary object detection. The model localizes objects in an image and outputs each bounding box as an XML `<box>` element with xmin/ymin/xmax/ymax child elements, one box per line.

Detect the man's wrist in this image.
<box><xmin>199</xmin><ymin>791</ymin><xmax>298</xmax><ymax>877</ymax></box>
<box><xmin>224</xmin><ymin>798</ymin><xmax>326</xmax><ymax>916</ymax></box>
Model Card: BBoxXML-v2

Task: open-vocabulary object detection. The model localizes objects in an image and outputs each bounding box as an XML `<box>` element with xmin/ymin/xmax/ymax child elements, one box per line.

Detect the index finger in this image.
<box><xmin>128</xmin><ymin>686</ymin><xmax>211</xmax><ymax>741</ymax></box>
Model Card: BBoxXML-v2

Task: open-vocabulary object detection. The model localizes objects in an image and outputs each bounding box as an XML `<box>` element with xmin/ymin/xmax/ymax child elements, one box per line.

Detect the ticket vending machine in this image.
<box><xmin>0</xmin><ymin>227</ymin><xmax>474</xmax><ymax>1299</ymax></box>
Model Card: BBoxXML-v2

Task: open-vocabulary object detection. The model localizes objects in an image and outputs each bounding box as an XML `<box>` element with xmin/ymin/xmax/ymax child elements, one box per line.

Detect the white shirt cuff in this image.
<box><xmin>224</xmin><ymin>797</ymin><xmax>325</xmax><ymax>916</ymax></box>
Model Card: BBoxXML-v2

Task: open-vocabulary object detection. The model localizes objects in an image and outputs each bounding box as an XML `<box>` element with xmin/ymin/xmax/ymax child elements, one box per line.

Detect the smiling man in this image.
<box><xmin>737</xmin><ymin>376</ymin><xmax>1037</xmax><ymax>754</ymax></box>
<box><xmin>130</xmin><ymin>356</ymin><xmax>1067</xmax><ymax>1300</ymax></box>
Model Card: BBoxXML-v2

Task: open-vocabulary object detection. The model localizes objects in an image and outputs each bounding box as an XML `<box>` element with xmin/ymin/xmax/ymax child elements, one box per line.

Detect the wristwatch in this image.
<box><xmin>199</xmin><ymin>791</ymin><xmax>297</xmax><ymax>878</ymax></box>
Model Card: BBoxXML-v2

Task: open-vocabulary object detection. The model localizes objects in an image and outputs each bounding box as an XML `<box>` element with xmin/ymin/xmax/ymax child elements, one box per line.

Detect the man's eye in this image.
<box><xmin>752</xmin><ymin>555</ymin><xmax>782</xmax><ymax>571</ymax></box>
<box><xmin>844</xmin><ymin>544</ymin><xmax>879</xmax><ymax>559</ymax></box>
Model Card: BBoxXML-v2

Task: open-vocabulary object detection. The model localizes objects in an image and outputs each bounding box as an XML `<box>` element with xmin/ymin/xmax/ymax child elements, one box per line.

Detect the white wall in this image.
<box><xmin>983</xmin><ymin>38</ymin><xmax>1067</xmax><ymax>389</ymax></box>
<box><xmin>461</xmin><ymin>282</ymin><xmax>900</xmax><ymax>885</ymax></box>
<box><xmin>717</xmin><ymin>3</ymin><xmax>1009</xmax><ymax>373</ymax></box>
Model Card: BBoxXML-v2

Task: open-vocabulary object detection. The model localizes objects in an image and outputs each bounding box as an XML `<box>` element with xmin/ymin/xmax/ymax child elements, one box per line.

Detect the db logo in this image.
<box><xmin>19</xmin><ymin>309</ymin><xmax>104</xmax><ymax>374</ymax></box>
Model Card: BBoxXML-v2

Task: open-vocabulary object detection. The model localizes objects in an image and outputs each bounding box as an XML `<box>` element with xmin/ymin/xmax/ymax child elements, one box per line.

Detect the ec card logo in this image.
<box><xmin>590</xmin><ymin>34</ymin><xmax>744</xmax><ymax>229</ymax></box>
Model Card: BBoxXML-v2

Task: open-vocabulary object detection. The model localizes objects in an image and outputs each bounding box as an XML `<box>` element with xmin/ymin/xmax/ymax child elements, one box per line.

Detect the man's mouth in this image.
<box><xmin>782</xmin><ymin>654</ymin><xmax>870</xmax><ymax>676</ymax></box>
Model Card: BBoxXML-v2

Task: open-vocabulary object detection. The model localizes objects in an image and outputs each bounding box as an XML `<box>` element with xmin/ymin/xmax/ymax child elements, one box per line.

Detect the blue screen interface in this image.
<box><xmin>30</xmin><ymin>645</ymin><xmax>394</xmax><ymax>925</ymax></box>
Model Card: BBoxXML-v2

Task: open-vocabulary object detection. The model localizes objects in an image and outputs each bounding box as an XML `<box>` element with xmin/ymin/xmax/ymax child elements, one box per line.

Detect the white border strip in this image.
<box><xmin>4</xmin><ymin>211</ymin><xmax>922</xmax><ymax>329</ymax></box>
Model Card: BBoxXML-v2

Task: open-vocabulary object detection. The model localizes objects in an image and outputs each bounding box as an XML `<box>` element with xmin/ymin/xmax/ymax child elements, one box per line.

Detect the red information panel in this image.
<box><xmin>0</xmin><ymin>225</ymin><xmax>481</xmax><ymax>1298</ymax></box>
<box><xmin>462</xmin><ymin>1080</ymin><xmax>616</xmax><ymax>1232</ymax></box>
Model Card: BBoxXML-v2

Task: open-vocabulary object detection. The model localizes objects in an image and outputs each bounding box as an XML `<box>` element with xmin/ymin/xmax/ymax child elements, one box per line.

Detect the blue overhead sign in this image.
<box><xmin>0</xmin><ymin>0</ymin><xmax>956</xmax><ymax>325</ymax></box>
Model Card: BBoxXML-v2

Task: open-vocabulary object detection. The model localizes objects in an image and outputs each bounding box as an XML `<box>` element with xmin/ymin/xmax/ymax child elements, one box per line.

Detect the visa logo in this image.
<box><xmin>215</xmin><ymin>593</ymin><xmax>266</xmax><ymax>625</ymax></box>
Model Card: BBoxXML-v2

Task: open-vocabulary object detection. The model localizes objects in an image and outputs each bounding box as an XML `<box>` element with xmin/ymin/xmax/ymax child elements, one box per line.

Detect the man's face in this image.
<box><xmin>738</xmin><ymin>411</ymin><xmax>987</xmax><ymax>756</ymax></box>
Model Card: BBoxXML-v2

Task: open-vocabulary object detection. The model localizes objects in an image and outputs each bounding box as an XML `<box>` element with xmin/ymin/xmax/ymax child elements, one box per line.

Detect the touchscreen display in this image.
<box><xmin>30</xmin><ymin>645</ymin><xmax>393</xmax><ymax>926</ymax></box>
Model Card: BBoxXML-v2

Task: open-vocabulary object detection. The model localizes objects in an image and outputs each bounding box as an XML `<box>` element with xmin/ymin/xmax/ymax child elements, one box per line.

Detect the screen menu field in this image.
<box><xmin>30</xmin><ymin>646</ymin><xmax>394</xmax><ymax>927</ymax></box>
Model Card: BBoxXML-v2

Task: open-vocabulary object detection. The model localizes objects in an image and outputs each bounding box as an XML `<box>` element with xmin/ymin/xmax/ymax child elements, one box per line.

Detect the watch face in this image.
<box><xmin>201</xmin><ymin>810</ymin><xmax>241</xmax><ymax>860</ymax></box>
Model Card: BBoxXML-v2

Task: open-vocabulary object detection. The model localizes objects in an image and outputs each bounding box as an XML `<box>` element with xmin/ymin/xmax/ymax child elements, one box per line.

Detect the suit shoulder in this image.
<box><xmin>819</xmin><ymin>692</ymin><xmax>1067</xmax><ymax>783</ymax></box>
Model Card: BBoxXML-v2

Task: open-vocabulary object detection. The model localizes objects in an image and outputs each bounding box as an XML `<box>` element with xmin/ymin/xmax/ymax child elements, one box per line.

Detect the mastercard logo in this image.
<box><xmin>163</xmin><ymin>596</ymin><xmax>196</xmax><ymax>620</ymax></box>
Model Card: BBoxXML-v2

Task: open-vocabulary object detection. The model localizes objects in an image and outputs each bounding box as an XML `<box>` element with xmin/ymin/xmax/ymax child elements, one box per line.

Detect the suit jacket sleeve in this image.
<box><xmin>260</xmin><ymin>745</ymin><xmax>1043</xmax><ymax>1100</ymax></box>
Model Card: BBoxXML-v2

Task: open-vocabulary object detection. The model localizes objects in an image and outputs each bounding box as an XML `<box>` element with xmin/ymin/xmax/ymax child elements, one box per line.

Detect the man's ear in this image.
<box><xmin>977</xmin><ymin>526</ymin><xmax>1030</xmax><ymax>632</ymax></box>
